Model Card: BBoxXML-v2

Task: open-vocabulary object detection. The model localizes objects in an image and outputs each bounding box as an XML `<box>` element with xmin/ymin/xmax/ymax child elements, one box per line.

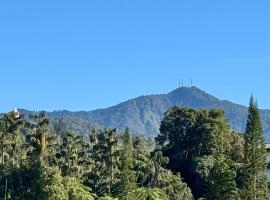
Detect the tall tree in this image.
<box><xmin>117</xmin><ymin>128</ymin><xmax>137</xmax><ymax>199</ymax></box>
<box><xmin>241</xmin><ymin>96</ymin><xmax>268</xmax><ymax>200</ymax></box>
<box><xmin>30</xmin><ymin>165</ymin><xmax>68</xmax><ymax>200</ymax></box>
<box><xmin>25</xmin><ymin>112</ymin><xmax>51</xmax><ymax>164</ymax></box>
<box><xmin>0</xmin><ymin>112</ymin><xmax>26</xmax><ymax>199</ymax></box>
<box><xmin>0</xmin><ymin>112</ymin><xmax>24</xmax><ymax>166</ymax></box>
<box><xmin>56</xmin><ymin>132</ymin><xmax>91</xmax><ymax>179</ymax></box>
<box><xmin>156</xmin><ymin>107</ymin><xmax>232</xmax><ymax>198</ymax></box>
<box><xmin>88</xmin><ymin>128</ymin><xmax>120</xmax><ymax>196</ymax></box>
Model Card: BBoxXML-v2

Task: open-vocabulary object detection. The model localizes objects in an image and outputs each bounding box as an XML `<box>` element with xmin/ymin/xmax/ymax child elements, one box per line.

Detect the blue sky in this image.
<box><xmin>0</xmin><ymin>1</ymin><xmax>270</xmax><ymax>112</ymax></box>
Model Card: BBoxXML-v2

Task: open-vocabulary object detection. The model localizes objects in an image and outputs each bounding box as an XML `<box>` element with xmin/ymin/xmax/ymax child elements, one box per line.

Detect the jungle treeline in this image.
<box><xmin>0</xmin><ymin>96</ymin><xmax>268</xmax><ymax>200</ymax></box>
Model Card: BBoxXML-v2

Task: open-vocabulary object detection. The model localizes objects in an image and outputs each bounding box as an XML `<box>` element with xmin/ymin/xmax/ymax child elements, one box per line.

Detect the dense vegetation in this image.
<box><xmin>0</xmin><ymin>96</ymin><xmax>268</xmax><ymax>199</ymax></box>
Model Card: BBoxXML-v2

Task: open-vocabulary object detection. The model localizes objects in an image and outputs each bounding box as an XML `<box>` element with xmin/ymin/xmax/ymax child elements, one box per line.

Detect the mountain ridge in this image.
<box><xmin>16</xmin><ymin>86</ymin><xmax>270</xmax><ymax>141</ymax></box>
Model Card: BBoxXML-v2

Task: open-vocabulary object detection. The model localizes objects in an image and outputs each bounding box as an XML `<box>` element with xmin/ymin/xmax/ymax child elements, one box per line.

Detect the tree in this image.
<box><xmin>133</xmin><ymin>148</ymin><xmax>193</xmax><ymax>200</ymax></box>
<box><xmin>206</xmin><ymin>156</ymin><xmax>240</xmax><ymax>200</ymax></box>
<box><xmin>63</xmin><ymin>176</ymin><xmax>95</xmax><ymax>200</ymax></box>
<box><xmin>228</xmin><ymin>131</ymin><xmax>244</xmax><ymax>163</ymax></box>
<box><xmin>0</xmin><ymin>112</ymin><xmax>27</xmax><ymax>199</ymax></box>
<box><xmin>56</xmin><ymin>132</ymin><xmax>91</xmax><ymax>179</ymax></box>
<box><xmin>241</xmin><ymin>96</ymin><xmax>268</xmax><ymax>200</ymax></box>
<box><xmin>131</xmin><ymin>188</ymin><xmax>168</xmax><ymax>200</ymax></box>
<box><xmin>25</xmin><ymin>112</ymin><xmax>51</xmax><ymax>164</ymax></box>
<box><xmin>156</xmin><ymin>107</ymin><xmax>232</xmax><ymax>198</ymax></box>
<box><xmin>88</xmin><ymin>128</ymin><xmax>120</xmax><ymax>196</ymax></box>
<box><xmin>0</xmin><ymin>112</ymin><xmax>24</xmax><ymax>166</ymax></box>
<box><xmin>156</xmin><ymin>170</ymin><xmax>193</xmax><ymax>200</ymax></box>
<box><xmin>1</xmin><ymin>107</ymin><xmax>254</xmax><ymax>200</ymax></box>
<box><xmin>30</xmin><ymin>165</ymin><xmax>68</xmax><ymax>200</ymax></box>
<box><xmin>191</xmin><ymin>155</ymin><xmax>216</xmax><ymax>198</ymax></box>
<box><xmin>116</xmin><ymin>128</ymin><xmax>137</xmax><ymax>199</ymax></box>
<box><xmin>133</xmin><ymin>138</ymin><xmax>167</xmax><ymax>188</ymax></box>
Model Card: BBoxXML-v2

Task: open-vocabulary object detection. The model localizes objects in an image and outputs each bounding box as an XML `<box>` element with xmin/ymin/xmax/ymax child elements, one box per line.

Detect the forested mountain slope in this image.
<box><xmin>18</xmin><ymin>86</ymin><xmax>270</xmax><ymax>141</ymax></box>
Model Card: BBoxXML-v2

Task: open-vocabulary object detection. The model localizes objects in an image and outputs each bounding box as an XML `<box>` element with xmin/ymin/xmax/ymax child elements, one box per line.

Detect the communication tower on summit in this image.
<box><xmin>178</xmin><ymin>79</ymin><xmax>194</xmax><ymax>88</ymax></box>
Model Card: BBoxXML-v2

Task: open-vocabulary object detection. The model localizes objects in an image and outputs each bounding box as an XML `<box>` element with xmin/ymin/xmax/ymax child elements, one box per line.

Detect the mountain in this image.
<box><xmin>18</xmin><ymin>86</ymin><xmax>270</xmax><ymax>141</ymax></box>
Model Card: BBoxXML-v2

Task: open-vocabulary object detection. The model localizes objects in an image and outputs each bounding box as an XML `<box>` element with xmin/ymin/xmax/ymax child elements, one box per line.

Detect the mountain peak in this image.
<box><xmin>169</xmin><ymin>86</ymin><xmax>206</xmax><ymax>95</ymax></box>
<box><xmin>168</xmin><ymin>86</ymin><xmax>220</xmax><ymax>108</ymax></box>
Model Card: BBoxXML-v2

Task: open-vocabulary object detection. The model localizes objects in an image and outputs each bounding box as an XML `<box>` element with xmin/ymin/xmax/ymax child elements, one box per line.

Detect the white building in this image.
<box><xmin>13</xmin><ymin>108</ymin><xmax>20</xmax><ymax>118</ymax></box>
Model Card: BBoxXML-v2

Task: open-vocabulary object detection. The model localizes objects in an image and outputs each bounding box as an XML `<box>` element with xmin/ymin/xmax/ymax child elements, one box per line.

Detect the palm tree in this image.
<box><xmin>56</xmin><ymin>132</ymin><xmax>91</xmax><ymax>178</ymax></box>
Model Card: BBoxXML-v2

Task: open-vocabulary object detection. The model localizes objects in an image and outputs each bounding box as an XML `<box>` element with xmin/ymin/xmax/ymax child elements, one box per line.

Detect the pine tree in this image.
<box><xmin>242</xmin><ymin>96</ymin><xmax>268</xmax><ymax>200</ymax></box>
<box><xmin>117</xmin><ymin>128</ymin><xmax>137</xmax><ymax>199</ymax></box>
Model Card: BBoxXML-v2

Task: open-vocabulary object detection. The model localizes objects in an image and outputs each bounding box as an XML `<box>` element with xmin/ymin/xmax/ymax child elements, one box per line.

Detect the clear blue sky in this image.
<box><xmin>0</xmin><ymin>1</ymin><xmax>270</xmax><ymax>112</ymax></box>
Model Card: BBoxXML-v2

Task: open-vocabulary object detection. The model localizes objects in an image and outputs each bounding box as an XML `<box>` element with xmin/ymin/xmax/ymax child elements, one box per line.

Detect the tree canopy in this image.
<box><xmin>0</xmin><ymin>100</ymin><xmax>267</xmax><ymax>200</ymax></box>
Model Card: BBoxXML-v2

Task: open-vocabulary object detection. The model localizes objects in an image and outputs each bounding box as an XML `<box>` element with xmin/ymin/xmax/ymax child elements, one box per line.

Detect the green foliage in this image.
<box><xmin>206</xmin><ymin>156</ymin><xmax>239</xmax><ymax>200</ymax></box>
<box><xmin>56</xmin><ymin>132</ymin><xmax>91</xmax><ymax>179</ymax></box>
<box><xmin>63</xmin><ymin>177</ymin><xmax>95</xmax><ymax>200</ymax></box>
<box><xmin>97</xmin><ymin>196</ymin><xmax>119</xmax><ymax>200</ymax></box>
<box><xmin>1</xmin><ymin>101</ymin><xmax>266</xmax><ymax>200</ymax></box>
<box><xmin>193</xmin><ymin>155</ymin><xmax>215</xmax><ymax>181</ymax></box>
<box><xmin>157</xmin><ymin>171</ymin><xmax>193</xmax><ymax>200</ymax></box>
<box><xmin>88</xmin><ymin>128</ymin><xmax>120</xmax><ymax>196</ymax></box>
<box><xmin>121</xmin><ymin>128</ymin><xmax>133</xmax><ymax>168</ymax></box>
<box><xmin>30</xmin><ymin>164</ymin><xmax>95</xmax><ymax>200</ymax></box>
<box><xmin>0</xmin><ymin>112</ymin><xmax>24</xmax><ymax>166</ymax></box>
<box><xmin>30</xmin><ymin>165</ymin><xmax>68</xmax><ymax>200</ymax></box>
<box><xmin>131</xmin><ymin>188</ymin><xmax>168</xmax><ymax>200</ymax></box>
<box><xmin>228</xmin><ymin>131</ymin><xmax>244</xmax><ymax>163</ymax></box>
<box><xmin>241</xmin><ymin>96</ymin><xmax>268</xmax><ymax>200</ymax></box>
<box><xmin>191</xmin><ymin>155</ymin><xmax>216</xmax><ymax>196</ymax></box>
<box><xmin>116</xmin><ymin>128</ymin><xmax>137</xmax><ymax>199</ymax></box>
<box><xmin>157</xmin><ymin>106</ymin><xmax>233</xmax><ymax>198</ymax></box>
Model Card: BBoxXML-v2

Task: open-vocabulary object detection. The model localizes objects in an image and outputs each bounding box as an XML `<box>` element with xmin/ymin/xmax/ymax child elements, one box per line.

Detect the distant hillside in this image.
<box><xmin>18</xmin><ymin>87</ymin><xmax>270</xmax><ymax>141</ymax></box>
